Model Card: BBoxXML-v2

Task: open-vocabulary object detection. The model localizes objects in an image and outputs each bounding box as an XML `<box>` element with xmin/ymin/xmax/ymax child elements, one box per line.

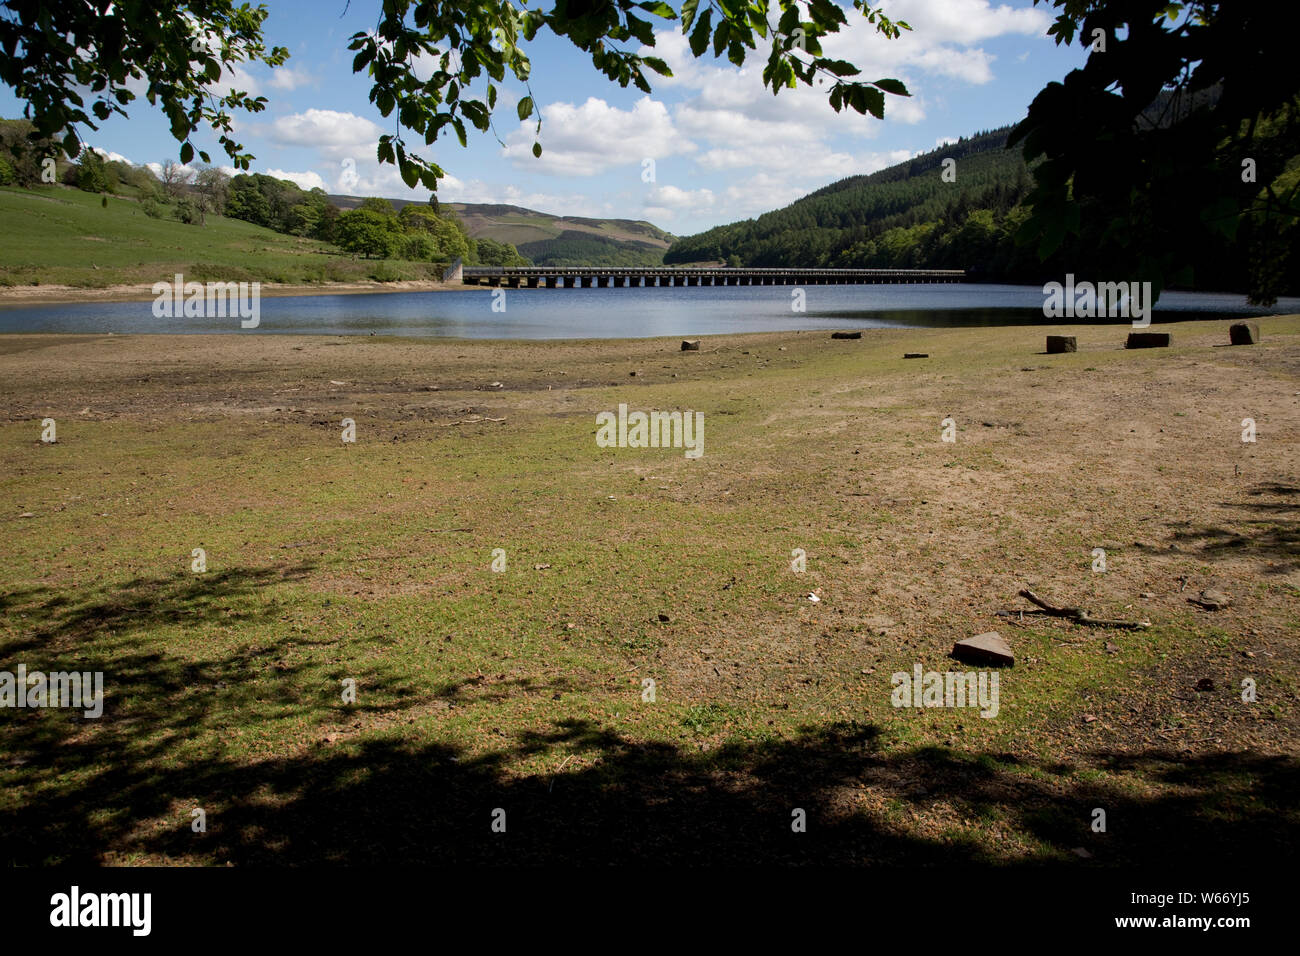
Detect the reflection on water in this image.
<box><xmin>0</xmin><ymin>283</ymin><xmax>1294</xmax><ymax>339</ymax></box>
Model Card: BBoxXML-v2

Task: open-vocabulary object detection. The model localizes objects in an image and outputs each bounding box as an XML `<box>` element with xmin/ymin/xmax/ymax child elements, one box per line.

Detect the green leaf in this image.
<box><xmin>636</xmin><ymin>2</ymin><xmax>677</xmax><ymax>19</ymax></box>
<box><xmin>689</xmin><ymin>9</ymin><xmax>713</xmax><ymax>58</ymax></box>
<box><xmin>817</xmin><ymin>59</ymin><xmax>860</xmax><ymax>77</ymax></box>
<box><xmin>682</xmin><ymin>0</ymin><xmax>700</xmax><ymax>31</ymax></box>
<box><xmin>517</xmin><ymin>96</ymin><xmax>534</xmax><ymax>121</ymax></box>
<box><xmin>777</xmin><ymin>5</ymin><xmax>800</xmax><ymax>37</ymax></box>
<box><xmin>713</xmin><ymin>20</ymin><xmax>730</xmax><ymax>57</ymax></box>
<box><xmin>180</xmin><ymin>141</ymin><xmax>194</xmax><ymax>163</ymax></box>
<box><xmin>642</xmin><ymin>56</ymin><xmax>672</xmax><ymax>76</ymax></box>
<box><xmin>532</xmin><ymin>141</ymin><xmax>542</xmax><ymax>158</ymax></box>
<box><xmin>872</xmin><ymin>77</ymin><xmax>909</xmax><ymax>96</ymax></box>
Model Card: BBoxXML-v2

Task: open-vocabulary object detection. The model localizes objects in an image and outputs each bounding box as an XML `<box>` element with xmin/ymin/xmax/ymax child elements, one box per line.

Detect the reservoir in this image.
<box><xmin>0</xmin><ymin>282</ymin><xmax>1294</xmax><ymax>339</ymax></box>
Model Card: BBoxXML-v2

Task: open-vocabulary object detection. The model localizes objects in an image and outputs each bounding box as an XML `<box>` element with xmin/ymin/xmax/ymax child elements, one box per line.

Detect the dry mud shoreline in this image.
<box><xmin>1</xmin><ymin>317</ymin><xmax>1296</xmax><ymax>864</ymax></box>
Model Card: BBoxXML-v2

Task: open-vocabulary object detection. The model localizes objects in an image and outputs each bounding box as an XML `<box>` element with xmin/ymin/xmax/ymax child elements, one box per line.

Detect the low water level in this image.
<box><xmin>0</xmin><ymin>283</ymin><xmax>1294</xmax><ymax>338</ymax></box>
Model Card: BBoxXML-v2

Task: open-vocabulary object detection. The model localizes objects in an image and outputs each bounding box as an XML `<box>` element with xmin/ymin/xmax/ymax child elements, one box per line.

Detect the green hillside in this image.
<box><xmin>330</xmin><ymin>194</ymin><xmax>675</xmax><ymax>267</ymax></box>
<box><xmin>665</xmin><ymin>126</ymin><xmax>1035</xmax><ymax>275</ymax></box>
<box><xmin>0</xmin><ymin>185</ymin><xmax>449</xmax><ymax>289</ymax></box>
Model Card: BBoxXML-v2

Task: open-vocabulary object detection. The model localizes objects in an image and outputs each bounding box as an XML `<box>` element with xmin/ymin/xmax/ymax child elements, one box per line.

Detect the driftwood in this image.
<box><xmin>1018</xmin><ymin>588</ymin><xmax>1151</xmax><ymax>630</ymax></box>
<box><xmin>435</xmin><ymin>416</ymin><xmax>506</xmax><ymax>427</ymax></box>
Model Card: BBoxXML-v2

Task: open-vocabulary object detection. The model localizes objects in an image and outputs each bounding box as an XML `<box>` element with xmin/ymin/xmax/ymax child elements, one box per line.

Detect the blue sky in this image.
<box><xmin>0</xmin><ymin>0</ymin><xmax>1087</xmax><ymax>235</ymax></box>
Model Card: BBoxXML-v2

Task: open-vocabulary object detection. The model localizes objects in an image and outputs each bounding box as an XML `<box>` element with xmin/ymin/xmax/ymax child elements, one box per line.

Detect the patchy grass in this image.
<box><xmin>0</xmin><ymin>316</ymin><xmax>1297</xmax><ymax>864</ymax></box>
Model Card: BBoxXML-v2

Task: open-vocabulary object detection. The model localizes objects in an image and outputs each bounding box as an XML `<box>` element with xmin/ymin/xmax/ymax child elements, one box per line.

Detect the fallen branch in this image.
<box><xmin>435</xmin><ymin>416</ymin><xmax>506</xmax><ymax>427</ymax></box>
<box><xmin>1018</xmin><ymin>588</ymin><xmax>1151</xmax><ymax>630</ymax></box>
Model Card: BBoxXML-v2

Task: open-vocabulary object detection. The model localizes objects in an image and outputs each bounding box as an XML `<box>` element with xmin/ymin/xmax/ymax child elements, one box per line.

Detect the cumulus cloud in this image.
<box><xmin>269</xmin><ymin>109</ymin><xmax>384</xmax><ymax>160</ymax></box>
<box><xmin>91</xmin><ymin>147</ymin><xmax>134</xmax><ymax>165</ymax></box>
<box><xmin>502</xmin><ymin>96</ymin><xmax>694</xmax><ymax>176</ymax></box>
<box><xmin>648</xmin><ymin>184</ymin><xmax>715</xmax><ymax>209</ymax></box>
<box><xmin>145</xmin><ymin>161</ymin><xmax>196</xmax><ymax>179</ymax></box>
<box><xmin>263</xmin><ymin>168</ymin><xmax>327</xmax><ymax>191</ymax></box>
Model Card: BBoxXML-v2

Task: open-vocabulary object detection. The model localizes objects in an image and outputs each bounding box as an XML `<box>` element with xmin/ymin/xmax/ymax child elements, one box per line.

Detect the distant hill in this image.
<box><xmin>329</xmin><ymin>195</ymin><xmax>674</xmax><ymax>267</ymax></box>
<box><xmin>665</xmin><ymin>126</ymin><xmax>1033</xmax><ymax>273</ymax></box>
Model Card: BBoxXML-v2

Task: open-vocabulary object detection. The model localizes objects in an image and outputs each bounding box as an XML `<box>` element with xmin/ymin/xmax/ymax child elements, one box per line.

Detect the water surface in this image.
<box><xmin>0</xmin><ymin>283</ymin><xmax>1293</xmax><ymax>338</ymax></box>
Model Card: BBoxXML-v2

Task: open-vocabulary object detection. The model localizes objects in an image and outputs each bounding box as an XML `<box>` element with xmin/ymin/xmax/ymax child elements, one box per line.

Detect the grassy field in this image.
<box><xmin>1</xmin><ymin>318</ymin><xmax>1297</xmax><ymax>864</ymax></box>
<box><xmin>0</xmin><ymin>186</ymin><xmax>448</xmax><ymax>290</ymax></box>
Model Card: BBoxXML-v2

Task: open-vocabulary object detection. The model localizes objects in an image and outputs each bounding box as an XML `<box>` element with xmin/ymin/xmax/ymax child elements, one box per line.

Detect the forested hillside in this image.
<box><xmin>666</xmin><ymin>122</ymin><xmax>1298</xmax><ymax>295</ymax></box>
<box><xmin>666</xmin><ymin>127</ymin><xmax>1042</xmax><ymax>279</ymax></box>
<box><xmin>516</xmin><ymin>230</ymin><xmax>667</xmax><ymax>267</ymax></box>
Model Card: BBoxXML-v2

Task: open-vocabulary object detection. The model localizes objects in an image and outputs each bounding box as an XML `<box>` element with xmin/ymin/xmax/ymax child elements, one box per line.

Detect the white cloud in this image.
<box><xmin>722</xmin><ymin>173</ymin><xmax>809</xmax><ymax>217</ymax></box>
<box><xmin>648</xmin><ymin>184</ymin><xmax>714</xmax><ymax>209</ymax></box>
<box><xmin>145</xmin><ymin>161</ymin><xmax>197</xmax><ymax>179</ymax></box>
<box><xmin>210</xmin><ymin>62</ymin><xmax>262</xmax><ymax>98</ymax></box>
<box><xmin>883</xmin><ymin>0</ymin><xmax>1048</xmax><ymax>46</ymax></box>
<box><xmin>91</xmin><ymin>147</ymin><xmax>134</xmax><ymax>165</ymax></box>
<box><xmin>263</xmin><ymin>168</ymin><xmax>328</xmax><ymax>191</ymax></box>
<box><xmin>266</xmin><ymin>66</ymin><xmax>315</xmax><ymax>91</ymax></box>
<box><xmin>502</xmin><ymin>96</ymin><xmax>693</xmax><ymax>176</ymax></box>
<box><xmin>269</xmin><ymin>109</ymin><xmax>384</xmax><ymax>160</ymax></box>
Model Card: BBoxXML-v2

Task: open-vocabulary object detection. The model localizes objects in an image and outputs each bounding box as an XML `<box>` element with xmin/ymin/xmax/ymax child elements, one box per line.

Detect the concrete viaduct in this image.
<box><xmin>459</xmin><ymin>267</ymin><xmax>966</xmax><ymax>288</ymax></box>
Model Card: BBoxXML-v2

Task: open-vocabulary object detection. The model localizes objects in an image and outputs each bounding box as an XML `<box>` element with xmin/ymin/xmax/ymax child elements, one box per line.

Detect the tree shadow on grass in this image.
<box><xmin>2</xmin><ymin>568</ymin><xmax>1297</xmax><ymax>866</ymax></box>
<box><xmin>1168</xmin><ymin>482</ymin><xmax>1300</xmax><ymax>573</ymax></box>
<box><xmin>4</xmin><ymin>706</ymin><xmax>1297</xmax><ymax>865</ymax></box>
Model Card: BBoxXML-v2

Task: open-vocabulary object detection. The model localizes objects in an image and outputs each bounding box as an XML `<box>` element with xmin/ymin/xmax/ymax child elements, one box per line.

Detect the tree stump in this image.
<box><xmin>680</xmin><ymin>340</ymin><xmax>700</xmax><ymax>351</ymax></box>
<box><xmin>1046</xmin><ymin>335</ymin><xmax>1077</xmax><ymax>353</ymax></box>
<box><xmin>831</xmin><ymin>331</ymin><xmax>862</xmax><ymax>339</ymax></box>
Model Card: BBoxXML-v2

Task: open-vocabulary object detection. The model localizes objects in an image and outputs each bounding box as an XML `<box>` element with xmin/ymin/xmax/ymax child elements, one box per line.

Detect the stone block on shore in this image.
<box><xmin>1126</xmin><ymin>331</ymin><xmax>1171</xmax><ymax>349</ymax></box>
<box><xmin>1229</xmin><ymin>322</ymin><xmax>1260</xmax><ymax>345</ymax></box>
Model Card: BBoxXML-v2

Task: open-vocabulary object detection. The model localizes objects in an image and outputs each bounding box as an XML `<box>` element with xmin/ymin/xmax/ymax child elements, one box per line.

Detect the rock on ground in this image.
<box><xmin>951</xmin><ymin>631</ymin><xmax>1015</xmax><ymax>667</ymax></box>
